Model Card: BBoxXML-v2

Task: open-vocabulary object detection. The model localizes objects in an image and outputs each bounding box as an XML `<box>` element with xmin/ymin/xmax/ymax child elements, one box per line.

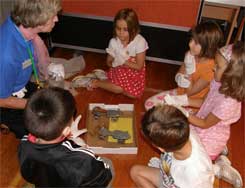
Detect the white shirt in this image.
<box><xmin>106</xmin><ymin>34</ymin><xmax>148</xmax><ymax>67</ymax></box>
<box><xmin>170</xmin><ymin>130</ymin><xmax>214</xmax><ymax>188</ymax></box>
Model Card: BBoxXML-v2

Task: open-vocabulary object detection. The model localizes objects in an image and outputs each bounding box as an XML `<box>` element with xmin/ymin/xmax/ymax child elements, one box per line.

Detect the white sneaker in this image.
<box><xmin>72</xmin><ymin>76</ymin><xmax>93</xmax><ymax>88</ymax></box>
<box><xmin>215</xmin><ymin>155</ymin><xmax>231</xmax><ymax>165</ymax></box>
<box><xmin>93</xmin><ymin>69</ymin><xmax>107</xmax><ymax>80</ymax></box>
<box><xmin>85</xmin><ymin>72</ymin><xmax>97</xmax><ymax>79</ymax></box>
<box><xmin>214</xmin><ymin>155</ymin><xmax>243</xmax><ymax>188</ymax></box>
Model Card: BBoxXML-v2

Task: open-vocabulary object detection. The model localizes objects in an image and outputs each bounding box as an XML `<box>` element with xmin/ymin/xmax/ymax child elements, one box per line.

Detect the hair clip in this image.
<box><xmin>219</xmin><ymin>44</ymin><xmax>233</xmax><ymax>62</ymax></box>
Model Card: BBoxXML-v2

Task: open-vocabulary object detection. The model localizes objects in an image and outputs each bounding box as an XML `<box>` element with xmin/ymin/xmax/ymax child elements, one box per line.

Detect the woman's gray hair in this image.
<box><xmin>11</xmin><ymin>0</ymin><xmax>61</xmax><ymax>28</ymax></box>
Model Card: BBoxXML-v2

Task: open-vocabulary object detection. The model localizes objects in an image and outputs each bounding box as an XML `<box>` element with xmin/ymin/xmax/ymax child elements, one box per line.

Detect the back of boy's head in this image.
<box><xmin>191</xmin><ymin>21</ymin><xmax>224</xmax><ymax>59</ymax></box>
<box><xmin>219</xmin><ymin>41</ymin><xmax>245</xmax><ymax>101</ymax></box>
<box><xmin>24</xmin><ymin>87</ymin><xmax>76</xmax><ymax>141</ymax></box>
<box><xmin>113</xmin><ymin>8</ymin><xmax>140</xmax><ymax>42</ymax></box>
<box><xmin>141</xmin><ymin>105</ymin><xmax>189</xmax><ymax>152</ymax></box>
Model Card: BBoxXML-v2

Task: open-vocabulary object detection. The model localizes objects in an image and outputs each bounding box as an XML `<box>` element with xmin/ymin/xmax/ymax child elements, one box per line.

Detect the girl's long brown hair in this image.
<box><xmin>113</xmin><ymin>8</ymin><xmax>140</xmax><ymax>42</ymax></box>
<box><xmin>219</xmin><ymin>41</ymin><xmax>245</xmax><ymax>102</ymax></box>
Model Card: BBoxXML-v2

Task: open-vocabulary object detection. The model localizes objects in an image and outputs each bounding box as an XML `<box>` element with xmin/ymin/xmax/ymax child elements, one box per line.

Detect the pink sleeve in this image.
<box><xmin>212</xmin><ymin>98</ymin><xmax>241</xmax><ymax>121</ymax></box>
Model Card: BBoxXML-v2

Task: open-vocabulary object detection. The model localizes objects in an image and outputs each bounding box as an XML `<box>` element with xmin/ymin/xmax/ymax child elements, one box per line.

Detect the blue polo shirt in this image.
<box><xmin>0</xmin><ymin>17</ymin><xmax>35</xmax><ymax>98</ymax></box>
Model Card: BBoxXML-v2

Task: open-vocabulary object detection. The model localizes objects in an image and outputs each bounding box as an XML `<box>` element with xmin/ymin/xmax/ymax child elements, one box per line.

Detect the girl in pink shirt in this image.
<box><xmin>164</xmin><ymin>41</ymin><xmax>244</xmax><ymax>187</ymax></box>
<box><xmin>188</xmin><ymin>42</ymin><xmax>244</xmax><ymax>159</ymax></box>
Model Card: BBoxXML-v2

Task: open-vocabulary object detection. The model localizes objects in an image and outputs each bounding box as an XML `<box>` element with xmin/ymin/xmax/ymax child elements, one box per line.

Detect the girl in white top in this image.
<box><xmin>90</xmin><ymin>8</ymin><xmax>148</xmax><ymax>98</ymax></box>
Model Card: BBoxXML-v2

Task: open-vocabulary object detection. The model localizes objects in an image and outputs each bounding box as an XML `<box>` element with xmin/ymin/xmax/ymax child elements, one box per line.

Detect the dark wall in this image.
<box><xmin>51</xmin><ymin>15</ymin><xmax>190</xmax><ymax>62</ymax></box>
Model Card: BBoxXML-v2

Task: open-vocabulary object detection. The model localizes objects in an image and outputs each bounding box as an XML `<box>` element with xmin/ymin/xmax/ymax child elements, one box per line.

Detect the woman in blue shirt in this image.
<box><xmin>0</xmin><ymin>0</ymin><xmax>61</xmax><ymax>138</ymax></box>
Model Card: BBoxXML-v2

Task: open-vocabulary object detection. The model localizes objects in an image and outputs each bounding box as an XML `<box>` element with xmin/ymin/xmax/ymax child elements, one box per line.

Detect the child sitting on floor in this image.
<box><xmin>18</xmin><ymin>87</ymin><xmax>113</xmax><ymax>187</ymax></box>
<box><xmin>130</xmin><ymin>105</ymin><xmax>214</xmax><ymax>188</ymax></box>
<box><xmin>164</xmin><ymin>41</ymin><xmax>245</xmax><ymax>188</ymax></box>
<box><xmin>145</xmin><ymin>21</ymin><xmax>223</xmax><ymax>110</ymax></box>
<box><xmin>72</xmin><ymin>8</ymin><xmax>148</xmax><ymax>98</ymax></box>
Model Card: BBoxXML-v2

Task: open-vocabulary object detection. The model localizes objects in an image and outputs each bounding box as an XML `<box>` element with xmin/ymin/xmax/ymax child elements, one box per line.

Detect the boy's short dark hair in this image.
<box><xmin>24</xmin><ymin>87</ymin><xmax>76</xmax><ymax>140</ymax></box>
<box><xmin>141</xmin><ymin>105</ymin><xmax>189</xmax><ymax>152</ymax></box>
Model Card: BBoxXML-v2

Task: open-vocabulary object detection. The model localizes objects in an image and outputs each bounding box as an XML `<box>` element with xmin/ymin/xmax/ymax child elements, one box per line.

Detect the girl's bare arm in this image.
<box><xmin>188</xmin><ymin>97</ymin><xmax>205</xmax><ymax>108</ymax></box>
<box><xmin>185</xmin><ymin>77</ymin><xmax>209</xmax><ymax>96</ymax></box>
<box><xmin>177</xmin><ymin>64</ymin><xmax>185</xmax><ymax>74</ymax></box>
<box><xmin>188</xmin><ymin>112</ymin><xmax>220</xmax><ymax>129</ymax></box>
<box><xmin>106</xmin><ymin>54</ymin><xmax>114</xmax><ymax>67</ymax></box>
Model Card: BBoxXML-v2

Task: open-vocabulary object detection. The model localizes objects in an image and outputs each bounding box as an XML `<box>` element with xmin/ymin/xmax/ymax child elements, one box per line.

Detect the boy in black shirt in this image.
<box><xmin>18</xmin><ymin>87</ymin><xmax>113</xmax><ymax>187</ymax></box>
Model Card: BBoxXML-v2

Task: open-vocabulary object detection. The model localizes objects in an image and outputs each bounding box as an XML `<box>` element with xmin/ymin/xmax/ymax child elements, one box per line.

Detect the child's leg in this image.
<box><xmin>144</xmin><ymin>89</ymin><xmax>177</xmax><ymax>110</ymax></box>
<box><xmin>92</xmin><ymin>80</ymin><xmax>124</xmax><ymax>94</ymax></box>
<box><xmin>123</xmin><ymin>92</ymin><xmax>137</xmax><ymax>99</ymax></box>
<box><xmin>130</xmin><ymin>165</ymin><xmax>160</xmax><ymax>188</ymax></box>
<box><xmin>91</xmin><ymin>79</ymin><xmax>137</xmax><ymax>98</ymax></box>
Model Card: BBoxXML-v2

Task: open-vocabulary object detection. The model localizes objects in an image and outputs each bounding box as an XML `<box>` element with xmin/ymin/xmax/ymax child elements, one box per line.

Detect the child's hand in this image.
<box><xmin>164</xmin><ymin>94</ymin><xmax>190</xmax><ymax>117</ymax></box>
<box><xmin>70</xmin><ymin>115</ymin><xmax>87</xmax><ymax>138</ymax></box>
<box><xmin>164</xmin><ymin>94</ymin><xmax>189</xmax><ymax>106</ymax></box>
<box><xmin>122</xmin><ymin>57</ymin><xmax>136</xmax><ymax>68</ymax></box>
<box><xmin>112</xmin><ymin>56</ymin><xmax>125</xmax><ymax>67</ymax></box>
<box><xmin>69</xmin><ymin>115</ymin><xmax>88</xmax><ymax>147</ymax></box>
<box><xmin>128</xmin><ymin>57</ymin><xmax>136</xmax><ymax>63</ymax></box>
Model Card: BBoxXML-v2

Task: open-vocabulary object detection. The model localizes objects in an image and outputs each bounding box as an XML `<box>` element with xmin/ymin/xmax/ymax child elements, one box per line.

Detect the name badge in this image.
<box><xmin>22</xmin><ymin>59</ymin><xmax>32</xmax><ymax>69</ymax></box>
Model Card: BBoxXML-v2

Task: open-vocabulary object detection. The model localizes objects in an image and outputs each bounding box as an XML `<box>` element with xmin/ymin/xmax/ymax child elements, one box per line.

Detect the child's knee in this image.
<box><xmin>130</xmin><ymin>165</ymin><xmax>142</xmax><ymax>179</ymax></box>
